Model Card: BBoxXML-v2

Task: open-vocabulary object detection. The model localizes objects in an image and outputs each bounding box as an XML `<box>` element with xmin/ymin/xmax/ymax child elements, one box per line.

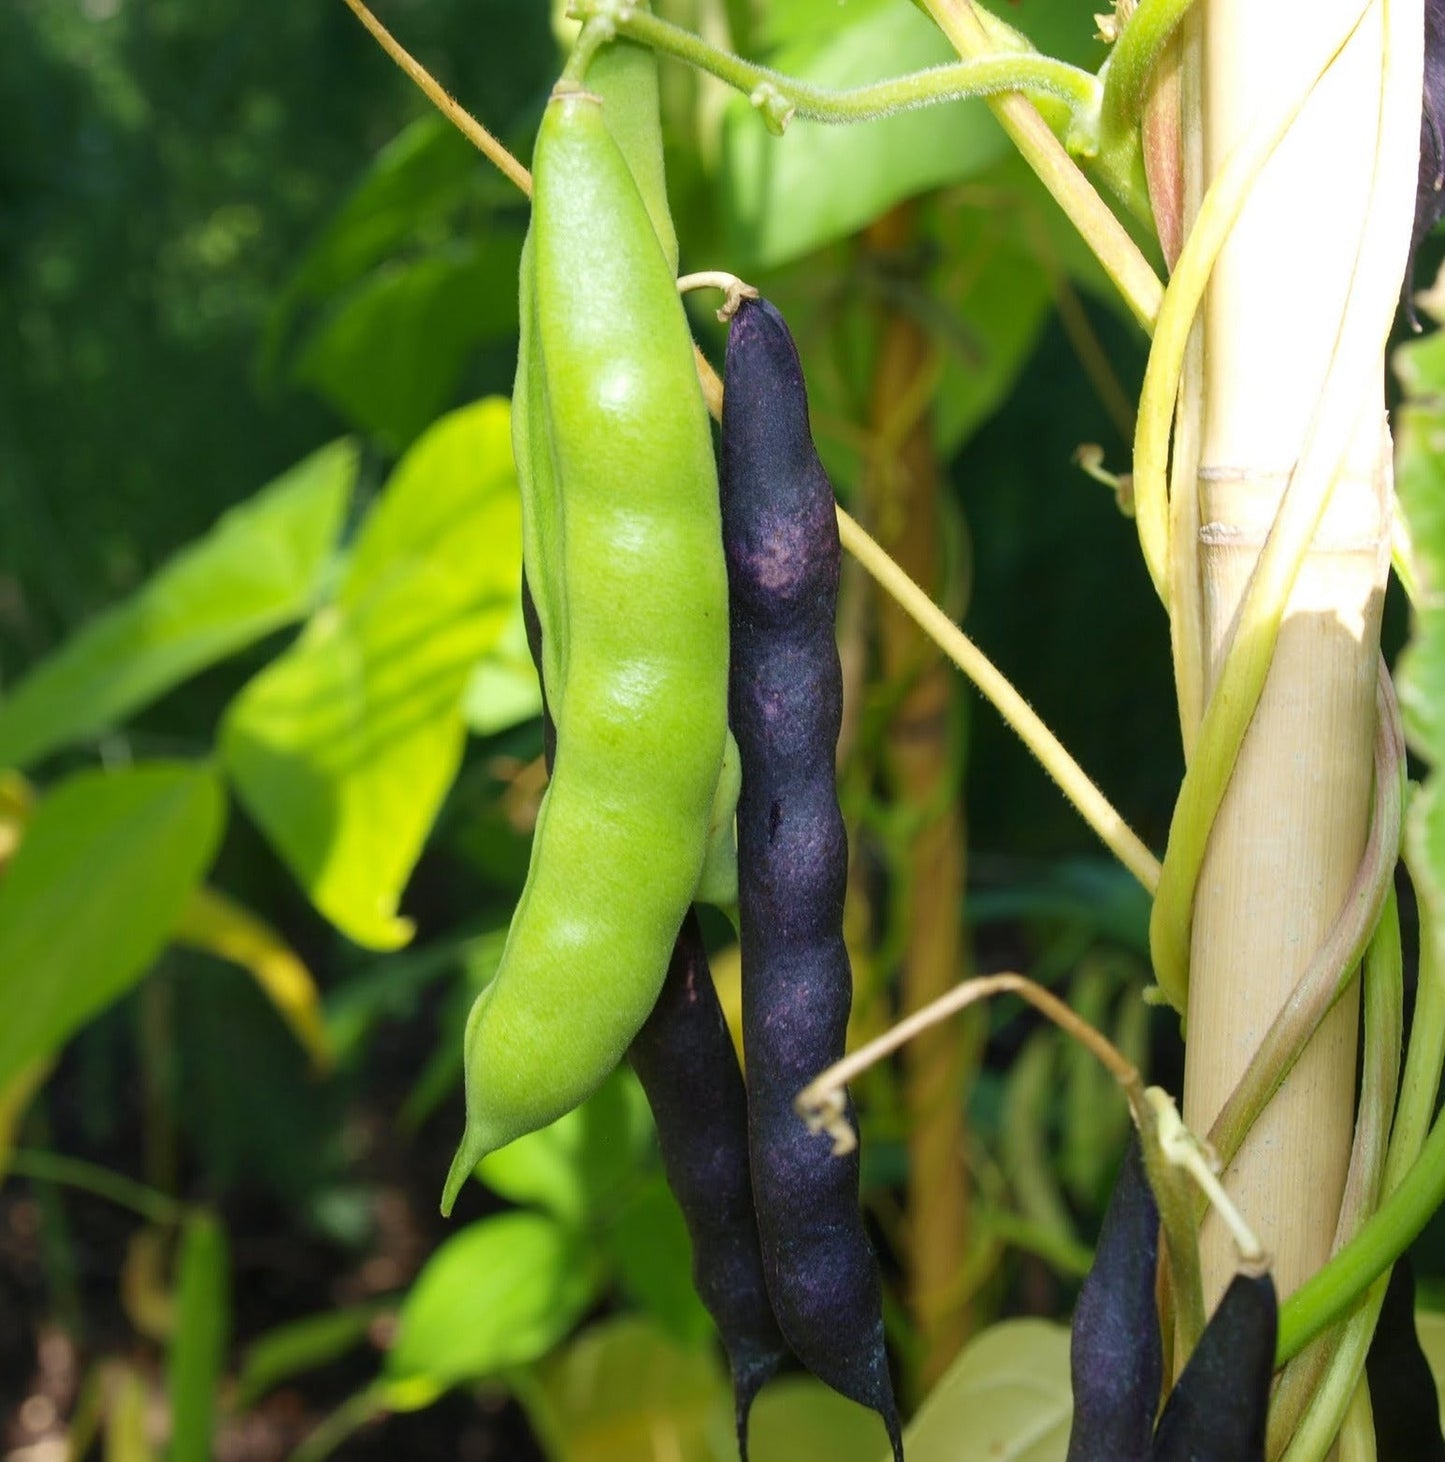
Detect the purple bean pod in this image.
<box><xmin>720</xmin><ymin>295</ymin><xmax>903</xmax><ymax>1460</ymax></box>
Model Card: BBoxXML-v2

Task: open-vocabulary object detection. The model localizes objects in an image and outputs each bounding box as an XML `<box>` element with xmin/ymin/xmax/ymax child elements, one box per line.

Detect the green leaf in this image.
<box><xmin>234</xmin><ymin>1300</ymin><xmax>391</xmax><ymax>1410</ymax></box>
<box><xmin>264</xmin><ymin>113</ymin><xmax>485</xmax><ymax>375</ymax></box>
<box><xmin>222</xmin><ymin>399</ymin><xmax>522</xmax><ymax>950</ymax></box>
<box><xmin>167</xmin><ymin>1209</ymin><xmax>230</xmax><ymax>1462</ymax></box>
<box><xmin>750</xmin><ymin>1376</ymin><xmax>893</xmax><ymax>1462</ymax></box>
<box><xmin>933</xmin><ymin>195</ymin><xmax>1056</xmax><ymax>457</ymax></box>
<box><xmin>607</xmin><ymin>1177</ymin><xmax>714</xmax><ymax>1347</ymax></box>
<box><xmin>292</xmin><ymin>236</ymin><xmax>524</xmax><ymax>452</ymax></box>
<box><xmin>476</xmin><ymin>1067</ymin><xmax>654</xmax><ymax>1226</ymax></box>
<box><xmin>1394</xmin><ymin>319</ymin><xmax>1445</xmax><ymax>1011</ymax></box>
<box><xmin>384</xmin><ymin>1211</ymin><xmax>599</xmax><ymax>1401</ymax></box>
<box><xmin>722</xmin><ymin>0</ymin><xmax>1011</xmax><ymax>268</ymax></box>
<box><xmin>901</xmin><ymin>1319</ymin><xmax>1071</xmax><ymax>1462</ymax></box>
<box><xmin>462</xmin><ymin>593</ymin><xmax>544</xmax><ymax>737</ymax></box>
<box><xmin>530</xmin><ymin>1316</ymin><xmax>732</xmax><ymax>1462</ymax></box>
<box><xmin>0</xmin><ymin>762</ymin><xmax>225</xmax><ymax>1092</ymax></box>
<box><xmin>0</xmin><ymin>442</ymin><xmax>355</xmax><ymax>771</ymax></box>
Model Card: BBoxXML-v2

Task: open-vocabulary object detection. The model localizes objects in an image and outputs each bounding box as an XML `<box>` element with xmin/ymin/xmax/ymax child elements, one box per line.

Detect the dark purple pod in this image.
<box><xmin>630</xmin><ymin>910</ymin><xmax>793</xmax><ymax>1456</ymax></box>
<box><xmin>721</xmin><ymin>295</ymin><xmax>903</xmax><ymax>1461</ymax></box>
<box><xmin>1405</xmin><ymin>0</ymin><xmax>1445</xmax><ymax>324</ymax></box>
<box><xmin>1066</xmin><ymin>1136</ymin><xmax>1162</xmax><ymax>1462</ymax></box>
<box><xmin>1364</xmin><ymin>1257</ymin><xmax>1445</xmax><ymax>1462</ymax></box>
<box><xmin>1150</xmin><ymin>1271</ymin><xmax>1276</xmax><ymax>1462</ymax></box>
<box><xmin>520</xmin><ymin>574</ymin><xmax>789</xmax><ymax>1457</ymax></box>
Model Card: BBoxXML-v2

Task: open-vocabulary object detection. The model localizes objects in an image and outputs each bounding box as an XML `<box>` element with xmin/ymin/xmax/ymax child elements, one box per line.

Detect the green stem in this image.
<box><xmin>1279</xmin><ymin>784</ymin><xmax>1445</xmax><ymax>1364</ymax></box>
<box><xmin>585</xmin><ymin>1</ymin><xmax>1102</xmax><ymax>132</ymax></box>
<box><xmin>1273</xmin><ymin>888</ymin><xmax>1401</xmax><ymax>1459</ymax></box>
<box><xmin>1099</xmin><ymin>0</ymin><xmax>1199</xmax><ymax>145</ymax></box>
<box><xmin>1278</xmin><ymin>1110</ymin><xmax>1445</xmax><ymax>1363</ymax></box>
<box><xmin>8</xmin><ymin>1148</ymin><xmax>184</xmax><ymax>1228</ymax></box>
<box><xmin>560</xmin><ymin>16</ymin><xmax>616</xmax><ymax>88</ymax></box>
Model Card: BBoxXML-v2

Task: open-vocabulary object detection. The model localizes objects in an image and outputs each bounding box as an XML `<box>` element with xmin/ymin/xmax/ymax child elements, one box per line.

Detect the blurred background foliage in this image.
<box><xmin>0</xmin><ymin>0</ymin><xmax>1363</xmax><ymax>1457</ymax></box>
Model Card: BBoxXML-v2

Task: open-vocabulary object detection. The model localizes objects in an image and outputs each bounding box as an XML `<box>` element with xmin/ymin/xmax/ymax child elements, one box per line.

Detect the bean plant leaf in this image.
<box><xmin>750</xmin><ymin>1376</ymin><xmax>894</xmax><ymax>1462</ymax></box>
<box><xmin>527</xmin><ymin>1316</ymin><xmax>732</xmax><ymax>1462</ymax></box>
<box><xmin>932</xmin><ymin>194</ymin><xmax>1056</xmax><ymax>458</ymax></box>
<box><xmin>291</xmin><ymin>235</ymin><xmax>524</xmax><ymax>452</ymax></box>
<box><xmin>222</xmin><ymin>398</ymin><xmax>521</xmax><ymax>950</ymax></box>
<box><xmin>607</xmin><ymin>1177</ymin><xmax>715</xmax><ymax>1347</ymax></box>
<box><xmin>900</xmin><ymin>1319</ymin><xmax>1072</xmax><ymax>1462</ymax></box>
<box><xmin>263</xmin><ymin>113</ymin><xmax>485</xmax><ymax>375</ymax></box>
<box><xmin>383</xmin><ymin>1210</ymin><xmax>600</xmax><ymax>1406</ymax></box>
<box><xmin>462</xmin><ymin>594</ymin><xmax>544</xmax><ymax>736</ymax></box>
<box><xmin>0</xmin><ymin>762</ymin><xmax>225</xmax><ymax>1091</ymax></box>
<box><xmin>720</xmin><ymin>0</ymin><xmax>1102</xmax><ymax>270</ymax></box>
<box><xmin>1394</xmin><ymin>313</ymin><xmax>1445</xmax><ymax>1003</ymax></box>
<box><xmin>0</xmin><ymin>442</ymin><xmax>355</xmax><ymax>772</ymax></box>
<box><xmin>722</xmin><ymin>0</ymin><xmax>1008</xmax><ymax>268</ymax></box>
<box><xmin>475</xmin><ymin>1067</ymin><xmax>654</xmax><ymax>1227</ymax></box>
<box><xmin>166</xmin><ymin>1209</ymin><xmax>230</xmax><ymax>1462</ymax></box>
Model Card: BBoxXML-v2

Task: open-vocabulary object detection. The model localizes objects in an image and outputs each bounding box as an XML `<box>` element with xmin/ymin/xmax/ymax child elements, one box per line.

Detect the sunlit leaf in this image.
<box><xmin>384</xmin><ymin>1211</ymin><xmax>599</xmax><ymax>1401</ymax></box>
<box><xmin>167</xmin><ymin>1210</ymin><xmax>230</xmax><ymax>1462</ymax></box>
<box><xmin>530</xmin><ymin>1316</ymin><xmax>731</xmax><ymax>1462</ymax></box>
<box><xmin>899</xmin><ymin>1318</ymin><xmax>1071</xmax><ymax>1462</ymax></box>
<box><xmin>476</xmin><ymin>1067</ymin><xmax>653</xmax><ymax>1226</ymax></box>
<box><xmin>222</xmin><ymin>399</ymin><xmax>521</xmax><ymax>949</ymax></box>
<box><xmin>172</xmin><ymin>886</ymin><xmax>332</xmax><ymax>1071</ymax></box>
<box><xmin>462</xmin><ymin>593</ymin><xmax>544</xmax><ymax>737</ymax></box>
<box><xmin>0</xmin><ymin>763</ymin><xmax>225</xmax><ymax>1091</ymax></box>
<box><xmin>0</xmin><ymin>443</ymin><xmax>355</xmax><ymax>772</ymax></box>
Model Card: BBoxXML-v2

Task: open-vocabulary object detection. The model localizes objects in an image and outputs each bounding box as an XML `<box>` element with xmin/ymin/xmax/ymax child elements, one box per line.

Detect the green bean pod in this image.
<box><xmin>516</xmin><ymin>19</ymin><xmax>676</xmax><ymax>714</ymax></box>
<box><xmin>442</xmin><ymin>87</ymin><xmax>728</xmax><ymax>1211</ymax></box>
<box><xmin>586</xmin><ymin>15</ymin><xmax>679</xmax><ymax>275</ymax></box>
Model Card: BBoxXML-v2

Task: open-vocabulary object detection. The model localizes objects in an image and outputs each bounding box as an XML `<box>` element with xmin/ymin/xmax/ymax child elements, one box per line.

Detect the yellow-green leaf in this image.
<box><xmin>222</xmin><ymin>399</ymin><xmax>521</xmax><ymax>949</ymax></box>
<box><xmin>0</xmin><ymin>442</ymin><xmax>354</xmax><ymax>771</ymax></box>
<box><xmin>0</xmin><ymin>763</ymin><xmax>225</xmax><ymax>1091</ymax></box>
<box><xmin>530</xmin><ymin>1316</ymin><xmax>731</xmax><ymax>1462</ymax></box>
<box><xmin>384</xmin><ymin>1211</ymin><xmax>599</xmax><ymax>1396</ymax></box>
<box><xmin>901</xmin><ymin>1319</ymin><xmax>1071</xmax><ymax>1462</ymax></box>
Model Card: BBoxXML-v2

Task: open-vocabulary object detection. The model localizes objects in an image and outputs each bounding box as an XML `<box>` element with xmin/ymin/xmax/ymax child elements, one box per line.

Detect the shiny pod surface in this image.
<box><xmin>444</xmin><ymin>90</ymin><xmax>728</xmax><ymax>1209</ymax></box>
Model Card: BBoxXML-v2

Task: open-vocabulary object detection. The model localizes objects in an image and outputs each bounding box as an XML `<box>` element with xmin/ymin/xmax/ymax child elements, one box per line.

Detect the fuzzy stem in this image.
<box><xmin>580</xmin><ymin>0</ymin><xmax>1102</xmax><ymax>126</ymax></box>
<box><xmin>923</xmin><ymin>0</ymin><xmax>1163</xmax><ymax>331</ymax></box>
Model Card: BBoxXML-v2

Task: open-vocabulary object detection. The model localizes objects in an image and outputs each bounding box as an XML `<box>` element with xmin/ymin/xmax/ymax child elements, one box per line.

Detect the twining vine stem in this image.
<box><xmin>572</xmin><ymin>0</ymin><xmax>1102</xmax><ymax>127</ymax></box>
<box><xmin>339</xmin><ymin>0</ymin><xmax>1162</xmax><ymax>898</ymax></box>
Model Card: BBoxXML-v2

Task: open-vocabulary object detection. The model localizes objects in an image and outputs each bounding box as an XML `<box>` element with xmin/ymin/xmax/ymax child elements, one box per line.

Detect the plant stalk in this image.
<box><xmin>1180</xmin><ymin>0</ymin><xmax>1419</xmax><ymax>1343</ymax></box>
